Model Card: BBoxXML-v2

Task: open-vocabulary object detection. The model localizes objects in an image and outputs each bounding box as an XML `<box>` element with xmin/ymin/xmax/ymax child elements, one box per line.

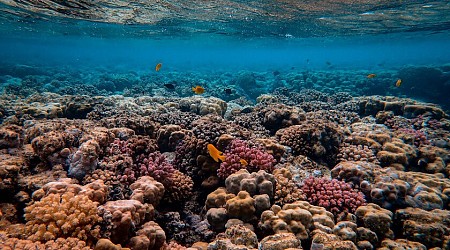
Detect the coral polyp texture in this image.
<box><xmin>301</xmin><ymin>176</ymin><xmax>367</xmax><ymax>215</ymax></box>
<box><xmin>1</xmin><ymin>81</ymin><xmax>449</xmax><ymax>250</ymax></box>
<box><xmin>218</xmin><ymin>139</ymin><xmax>276</xmax><ymax>178</ymax></box>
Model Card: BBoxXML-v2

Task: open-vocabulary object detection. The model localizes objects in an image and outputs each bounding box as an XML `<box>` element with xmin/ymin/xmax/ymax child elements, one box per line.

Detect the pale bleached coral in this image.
<box><xmin>130</xmin><ymin>176</ymin><xmax>165</xmax><ymax>206</ymax></box>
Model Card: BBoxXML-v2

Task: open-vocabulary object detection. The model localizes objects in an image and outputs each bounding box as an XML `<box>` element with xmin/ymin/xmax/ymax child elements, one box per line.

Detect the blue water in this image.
<box><xmin>1</xmin><ymin>32</ymin><xmax>450</xmax><ymax>72</ymax></box>
<box><xmin>0</xmin><ymin>1</ymin><xmax>449</xmax><ymax>108</ymax></box>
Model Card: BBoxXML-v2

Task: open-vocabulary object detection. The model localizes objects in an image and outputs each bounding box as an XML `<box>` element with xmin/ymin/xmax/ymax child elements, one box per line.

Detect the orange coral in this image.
<box><xmin>24</xmin><ymin>192</ymin><xmax>102</xmax><ymax>243</ymax></box>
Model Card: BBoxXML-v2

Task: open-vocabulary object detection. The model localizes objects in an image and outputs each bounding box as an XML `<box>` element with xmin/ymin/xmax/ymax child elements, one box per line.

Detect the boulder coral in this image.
<box><xmin>130</xmin><ymin>176</ymin><xmax>165</xmax><ymax>206</ymax></box>
<box><xmin>209</xmin><ymin>224</ymin><xmax>258</xmax><ymax>249</ymax></box>
<box><xmin>355</xmin><ymin>203</ymin><xmax>394</xmax><ymax>240</ymax></box>
<box><xmin>129</xmin><ymin>221</ymin><xmax>166</xmax><ymax>250</ymax></box>
<box><xmin>259</xmin><ymin>232</ymin><xmax>302</xmax><ymax>250</ymax></box>
<box><xmin>332</xmin><ymin>161</ymin><xmax>450</xmax><ymax>210</ymax></box>
<box><xmin>98</xmin><ymin>199</ymin><xmax>154</xmax><ymax>244</ymax></box>
<box><xmin>276</xmin><ymin>120</ymin><xmax>344</xmax><ymax>166</ymax></box>
<box><xmin>225</xmin><ymin>169</ymin><xmax>276</xmax><ymax>198</ymax></box>
<box><xmin>395</xmin><ymin>207</ymin><xmax>450</xmax><ymax>249</ymax></box>
<box><xmin>259</xmin><ymin>201</ymin><xmax>335</xmax><ymax>240</ymax></box>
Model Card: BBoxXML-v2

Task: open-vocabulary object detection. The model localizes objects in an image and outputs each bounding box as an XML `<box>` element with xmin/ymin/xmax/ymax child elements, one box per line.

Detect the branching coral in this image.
<box><xmin>24</xmin><ymin>192</ymin><xmax>102</xmax><ymax>243</ymax></box>
<box><xmin>301</xmin><ymin>177</ymin><xmax>366</xmax><ymax>216</ymax></box>
<box><xmin>218</xmin><ymin>139</ymin><xmax>275</xmax><ymax>178</ymax></box>
<box><xmin>138</xmin><ymin>152</ymin><xmax>193</xmax><ymax>203</ymax></box>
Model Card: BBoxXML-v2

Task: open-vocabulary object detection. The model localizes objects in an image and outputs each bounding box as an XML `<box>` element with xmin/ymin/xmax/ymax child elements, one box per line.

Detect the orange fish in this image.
<box><xmin>395</xmin><ymin>79</ymin><xmax>402</xmax><ymax>87</ymax></box>
<box><xmin>367</xmin><ymin>74</ymin><xmax>376</xmax><ymax>78</ymax></box>
<box><xmin>207</xmin><ymin>144</ymin><xmax>225</xmax><ymax>162</ymax></box>
<box><xmin>155</xmin><ymin>63</ymin><xmax>162</xmax><ymax>72</ymax></box>
<box><xmin>192</xmin><ymin>85</ymin><xmax>205</xmax><ymax>94</ymax></box>
<box><xmin>240</xmin><ymin>159</ymin><xmax>248</xmax><ymax>166</ymax></box>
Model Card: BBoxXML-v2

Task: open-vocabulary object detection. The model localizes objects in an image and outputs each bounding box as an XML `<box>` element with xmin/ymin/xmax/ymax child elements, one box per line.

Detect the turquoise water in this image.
<box><xmin>1</xmin><ymin>1</ymin><xmax>450</xmax><ymax>249</ymax></box>
<box><xmin>2</xmin><ymin>32</ymin><xmax>450</xmax><ymax>71</ymax></box>
<box><xmin>1</xmin><ymin>1</ymin><xmax>449</xmax><ymax>70</ymax></box>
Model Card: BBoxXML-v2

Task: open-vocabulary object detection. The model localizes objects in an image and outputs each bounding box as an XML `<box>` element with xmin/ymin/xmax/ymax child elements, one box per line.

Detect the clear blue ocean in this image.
<box><xmin>1</xmin><ymin>1</ymin><xmax>450</xmax><ymax>250</ymax></box>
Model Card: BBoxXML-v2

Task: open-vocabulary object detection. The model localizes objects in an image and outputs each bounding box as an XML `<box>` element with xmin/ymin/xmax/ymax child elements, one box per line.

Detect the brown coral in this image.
<box><xmin>395</xmin><ymin>207</ymin><xmax>450</xmax><ymax>249</ymax></box>
<box><xmin>130</xmin><ymin>176</ymin><xmax>165</xmax><ymax>206</ymax></box>
<box><xmin>129</xmin><ymin>221</ymin><xmax>166</xmax><ymax>250</ymax></box>
<box><xmin>276</xmin><ymin>120</ymin><xmax>344</xmax><ymax>166</ymax></box>
<box><xmin>99</xmin><ymin>199</ymin><xmax>154</xmax><ymax>244</ymax></box>
<box><xmin>355</xmin><ymin>203</ymin><xmax>393</xmax><ymax>240</ymax></box>
<box><xmin>24</xmin><ymin>192</ymin><xmax>102</xmax><ymax>243</ymax></box>
<box><xmin>273</xmin><ymin>168</ymin><xmax>306</xmax><ymax>206</ymax></box>
<box><xmin>259</xmin><ymin>201</ymin><xmax>334</xmax><ymax>240</ymax></box>
<box><xmin>225</xmin><ymin>191</ymin><xmax>256</xmax><ymax>222</ymax></box>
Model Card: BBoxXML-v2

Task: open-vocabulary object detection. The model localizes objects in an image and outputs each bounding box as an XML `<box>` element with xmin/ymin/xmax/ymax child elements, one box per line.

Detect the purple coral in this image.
<box><xmin>217</xmin><ymin>139</ymin><xmax>275</xmax><ymax>178</ymax></box>
<box><xmin>398</xmin><ymin>128</ymin><xmax>429</xmax><ymax>147</ymax></box>
<box><xmin>138</xmin><ymin>152</ymin><xmax>176</xmax><ymax>180</ymax></box>
<box><xmin>301</xmin><ymin>177</ymin><xmax>366</xmax><ymax>215</ymax></box>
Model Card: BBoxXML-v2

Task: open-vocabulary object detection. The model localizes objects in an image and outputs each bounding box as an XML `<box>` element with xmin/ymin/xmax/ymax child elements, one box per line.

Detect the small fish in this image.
<box><xmin>367</xmin><ymin>74</ymin><xmax>377</xmax><ymax>78</ymax></box>
<box><xmin>155</xmin><ymin>63</ymin><xmax>162</xmax><ymax>72</ymax></box>
<box><xmin>164</xmin><ymin>83</ymin><xmax>176</xmax><ymax>90</ymax></box>
<box><xmin>224</xmin><ymin>88</ymin><xmax>232</xmax><ymax>95</ymax></box>
<box><xmin>192</xmin><ymin>85</ymin><xmax>205</xmax><ymax>94</ymax></box>
<box><xmin>240</xmin><ymin>159</ymin><xmax>248</xmax><ymax>166</ymax></box>
<box><xmin>273</xmin><ymin>70</ymin><xmax>280</xmax><ymax>76</ymax></box>
<box><xmin>395</xmin><ymin>79</ymin><xmax>402</xmax><ymax>87</ymax></box>
<box><xmin>207</xmin><ymin>144</ymin><xmax>225</xmax><ymax>162</ymax></box>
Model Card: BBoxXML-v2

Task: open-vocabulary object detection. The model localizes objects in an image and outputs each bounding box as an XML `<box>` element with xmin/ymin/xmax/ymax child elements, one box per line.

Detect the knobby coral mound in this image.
<box><xmin>24</xmin><ymin>191</ymin><xmax>102</xmax><ymax>243</ymax></box>
<box><xmin>276</xmin><ymin>119</ymin><xmax>345</xmax><ymax>166</ymax></box>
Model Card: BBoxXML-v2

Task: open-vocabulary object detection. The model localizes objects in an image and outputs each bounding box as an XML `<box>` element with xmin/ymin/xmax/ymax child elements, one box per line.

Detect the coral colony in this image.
<box><xmin>1</xmin><ymin>70</ymin><xmax>450</xmax><ymax>250</ymax></box>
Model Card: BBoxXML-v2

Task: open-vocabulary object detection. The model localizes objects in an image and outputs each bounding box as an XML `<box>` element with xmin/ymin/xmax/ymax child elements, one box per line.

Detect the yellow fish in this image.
<box><xmin>395</xmin><ymin>79</ymin><xmax>402</xmax><ymax>87</ymax></box>
<box><xmin>367</xmin><ymin>74</ymin><xmax>376</xmax><ymax>78</ymax></box>
<box><xmin>207</xmin><ymin>144</ymin><xmax>225</xmax><ymax>162</ymax></box>
<box><xmin>155</xmin><ymin>63</ymin><xmax>162</xmax><ymax>72</ymax></box>
<box><xmin>240</xmin><ymin>159</ymin><xmax>248</xmax><ymax>166</ymax></box>
<box><xmin>192</xmin><ymin>85</ymin><xmax>205</xmax><ymax>94</ymax></box>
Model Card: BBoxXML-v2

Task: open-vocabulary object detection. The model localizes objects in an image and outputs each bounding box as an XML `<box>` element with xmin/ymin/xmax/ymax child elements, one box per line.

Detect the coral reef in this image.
<box><xmin>1</xmin><ymin>81</ymin><xmax>449</xmax><ymax>249</ymax></box>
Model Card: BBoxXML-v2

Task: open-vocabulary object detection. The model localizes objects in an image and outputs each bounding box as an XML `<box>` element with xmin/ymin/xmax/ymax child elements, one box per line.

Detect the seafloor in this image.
<box><xmin>0</xmin><ymin>64</ymin><xmax>449</xmax><ymax>250</ymax></box>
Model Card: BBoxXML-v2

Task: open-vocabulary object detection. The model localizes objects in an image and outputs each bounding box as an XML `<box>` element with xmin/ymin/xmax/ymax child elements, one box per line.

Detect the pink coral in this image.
<box><xmin>136</xmin><ymin>152</ymin><xmax>193</xmax><ymax>202</ymax></box>
<box><xmin>397</xmin><ymin>128</ymin><xmax>429</xmax><ymax>147</ymax></box>
<box><xmin>138</xmin><ymin>152</ymin><xmax>176</xmax><ymax>180</ymax></box>
<box><xmin>301</xmin><ymin>177</ymin><xmax>366</xmax><ymax>215</ymax></box>
<box><xmin>217</xmin><ymin>139</ymin><xmax>275</xmax><ymax>178</ymax></box>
